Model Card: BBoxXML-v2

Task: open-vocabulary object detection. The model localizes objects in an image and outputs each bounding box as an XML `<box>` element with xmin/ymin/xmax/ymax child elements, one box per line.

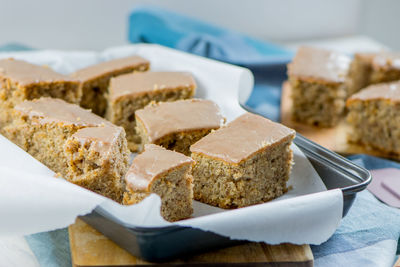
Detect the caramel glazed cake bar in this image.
<box><xmin>3</xmin><ymin>97</ymin><xmax>130</xmax><ymax>202</ymax></box>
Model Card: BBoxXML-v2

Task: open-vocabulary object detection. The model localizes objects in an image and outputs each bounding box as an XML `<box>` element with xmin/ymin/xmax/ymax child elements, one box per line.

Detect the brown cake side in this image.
<box><xmin>123</xmin><ymin>144</ymin><xmax>194</xmax><ymax>222</ymax></box>
<box><xmin>0</xmin><ymin>58</ymin><xmax>80</xmax><ymax>130</ymax></box>
<box><xmin>346</xmin><ymin>81</ymin><xmax>400</xmax><ymax>157</ymax></box>
<box><xmin>347</xmin><ymin>52</ymin><xmax>400</xmax><ymax>94</ymax></box>
<box><xmin>71</xmin><ymin>56</ymin><xmax>150</xmax><ymax>116</ymax></box>
<box><xmin>105</xmin><ymin>71</ymin><xmax>196</xmax><ymax>151</ymax></box>
<box><xmin>3</xmin><ymin>97</ymin><xmax>129</xmax><ymax>202</ymax></box>
<box><xmin>287</xmin><ymin>46</ymin><xmax>350</xmax><ymax>127</ymax></box>
<box><xmin>190</xmin><ymin>112</ymin><xmax>296</xmax><ymax>209</ymax></box>
<box><xmin>135</xmin><ymin>99</ymin><xmax>225</xmax><ymax>155</ymax></box>
<box><xmin>64</xmin><ymin>126</ymin><xmax>130</xmax><ymax>202</ymax></box>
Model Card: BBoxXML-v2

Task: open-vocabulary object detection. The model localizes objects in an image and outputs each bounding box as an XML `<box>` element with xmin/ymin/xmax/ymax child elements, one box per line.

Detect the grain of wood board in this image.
<box><xmin>281</xmin><ymin>81</ymin><xmax>399</xmax><ymax>160</ymax></box>
<box><xmin>69</xmin><ymin>219</ymin><xmax>313</xmax><ymax>266</ymax></box>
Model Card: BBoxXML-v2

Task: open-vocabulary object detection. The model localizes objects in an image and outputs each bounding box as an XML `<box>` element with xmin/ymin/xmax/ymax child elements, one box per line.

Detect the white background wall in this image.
<box><xmin>0</xmin><ymin>0</ymin><xmax>397</xmax><ymax>51</ymax></box>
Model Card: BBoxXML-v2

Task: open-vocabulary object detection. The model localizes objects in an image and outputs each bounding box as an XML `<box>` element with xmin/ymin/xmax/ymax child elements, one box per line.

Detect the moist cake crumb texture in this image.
<box><xmin>346</xmin><ymin>81</ymin><xmax>400</xmax><ymax>157</ymax></box>
<box><xmin>347</xmin><ymin>52</ymin><xmax>400</xmax><ymax>94</ymax></box>
<box><xmin>287</xmin><ymin>46</ymin><xmax>350</xmax><ymax>127</ymax></box>
<box><xmin>0</xmin><ymin>58</ymin><xmax>81</xmax><ymax>131</ymax></box>
<box><xmin>3</xmin><ymin>97</ymin><xmax>129</xmax><ymax>202</ymax></box>
<box><xmin>105</xmin><ymin>71</ymin><xmax>196</xmax><ymax>151</ymax></box>
<box><xmin>135</xmin><ymin>99</ymin><xmax>225</xmax><ymax>155</ymax></box>
<box><xmin>71</xmin><ymin>55</ymin><xmax>150</xmax><ymax>116</ymax></box>
<box><xmin>190</xmin><ymin>112</ymin><xmax>296</xmax><ymax>209</ymax></box>
<box><xmin>123</xmin><ymin>144</ymin><xmax>194</xmax><ymax>221</ymax></box>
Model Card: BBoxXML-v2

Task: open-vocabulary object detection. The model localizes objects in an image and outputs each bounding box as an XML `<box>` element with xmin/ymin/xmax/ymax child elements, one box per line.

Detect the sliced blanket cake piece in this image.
<box><xmin>123</xmin><ymin>144</ymin><xmax>194</xmax><ymax>222</ymax></box>
<box><xmin>190</xmin><ymin>112</ymin><xmax>296</xmax><ymax>209</ymax></box>
<box><xmin>287</xmin><ymin>46</ymin><xmax>350</xmax><ymax>127</ymax></box>
<box><xmin>0</xmin><ymin>58</ymin><xmax>80</xmax><ymax>129</ymax></box>
<box><xmin>135</xmin><ymin>99</ymin><xmax>224</xmax><ymax>155</ymax></box>
<box><xmin>71</xmin><ymin>55</ymin><xmax>150</xmax><ymax>116</ymax></box>
<box><xmin>347</xmin><ymin>81</ymin><xmax>400</xmax><ymax>158</ymax></box>
<box><xmin>105</xmin><ymin>71</ymin><xmax>196</xmax><ymax>151</ymax></box>
<box><xmin>64</xmin><ymin>126</ymin><xmax>130</xmax><ymax>201</ymax></box>
<box><xmin>3</xmin><ymin>97</ymin><xmax>129</xmax><ymax>202</ymax></box>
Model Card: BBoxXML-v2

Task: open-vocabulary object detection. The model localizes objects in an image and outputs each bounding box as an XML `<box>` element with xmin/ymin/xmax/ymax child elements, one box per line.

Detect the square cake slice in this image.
<box><xmin>123</xmin><ymin>144</ymin><xmax>194</xmax><ymax>222</ymax></box>
<box><xmin>346</xmin><ymin>81</ymin><xmax>400</xmax><ymax>157</ymax></box>
<box><xmin>287</xmin><ymin>46</ymin><xmax>350</xmax><ymax>127</ymax></box>
<box><xmin>3</xmin><ymin>97</ymin><xmax>129</xmax><ymax>202</ymax></box>
<box><xmin>347</xmin><ymin>52</ymin><xmax>400</xmax><ymax>94</ymax></box>
<box><xmin>135</xmin><ymin>99</ymin><xmax>225</xmax><ymax>155</ymax></box>
<box><xmin>64</xmin><ymin>126</ymin><xmax>130</xmax><ymax>201</ymax></box>
<box><xmin>105</xmin><ymin>71</ymin><xmax>196</xmax><ymax>151</ymax></box>
<box><xmin>190</xmin><ymin>112</ymin><xmax>296</xmax><ymax>209</ymax></box>
<box><xmin>0</xmin><ymin>58</ymin><xmax>80</xmax><ymax>128</ymax></box>
<box><xmin>71</xmin><ymin>55</ymin><xmax>150</xmax><ymax>116</ymax></box>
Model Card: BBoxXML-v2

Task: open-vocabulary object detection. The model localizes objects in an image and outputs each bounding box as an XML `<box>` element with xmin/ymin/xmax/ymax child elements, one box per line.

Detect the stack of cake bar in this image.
<box><xmin>287</xmin><ymin>47</ymin><xmax>400</xmax><ymax>158</ymax></box>
<box><xmin>0</xmin><ymin>56</ymin><xmax>296</xmax><ymax>222</ymax></box>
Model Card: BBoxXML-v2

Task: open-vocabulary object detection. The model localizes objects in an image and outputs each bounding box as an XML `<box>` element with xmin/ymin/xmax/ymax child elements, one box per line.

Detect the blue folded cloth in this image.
<box><xmin>128</xmin><ymin>6</ymin><xmax>293</xmax><ymax>67</ymax></box>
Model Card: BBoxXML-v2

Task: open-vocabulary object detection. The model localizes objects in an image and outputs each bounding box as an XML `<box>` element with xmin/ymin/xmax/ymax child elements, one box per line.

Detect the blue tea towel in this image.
<box><xmin>128</xmin><ymin>6</ymin><xmax>293</xmax><ymax>67</ymax></box>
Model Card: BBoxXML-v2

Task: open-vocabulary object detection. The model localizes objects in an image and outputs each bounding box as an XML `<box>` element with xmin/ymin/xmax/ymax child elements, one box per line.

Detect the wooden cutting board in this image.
<box><xmin>69</xmin><ymin>219</ymin><xmax>313</xmax><ymax>266</ymax></box>
<box><xmin>281</xmin><ymin>81</ymin><xmax>397</xmax><ymax>160</ymax></box>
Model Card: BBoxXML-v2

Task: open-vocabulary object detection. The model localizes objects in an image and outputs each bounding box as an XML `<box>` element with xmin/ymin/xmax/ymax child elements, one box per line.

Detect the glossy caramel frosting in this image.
<box><xmin>288</xmin><ymin>46</ymin><xmax>350</xmax><ymax>83</ymax></box>
<box><xmin>135</xmin><ymin>99</ymin><xmax>224</xmax><ymax>142</ymax></box>
<box><xmin>109</xmin><ymin>71</ymin><xmax>196</xmax><ymax>100</ymax></box>
<box><xmin>71</xmin><ymin>126</ymin><xmax>124</xmax><ymax>156</ymax></box>
<box><xmin>371</xmin><ymin>52</ymin><xmax>400</xmax><ymax>70</ymax></box>
<box><xmin>71</xmin><ymin>55</ymin><xmax>150</xmax><ymax>82</ymax></box>
<box><xmin>15</xmin><ymin>97</ymin><xmax>111</xmax><ymax>126</ymax></box>
<box><xmin>347</xmin><ymin>81</ymin><xmax>400</xmax><ymax>102</ymax></box>
<box><xmin>190</xmin><ymin>112</ymin><xmax>296</xmax><ymax>164</ymax></box>
<box><xmin>125</xmin><ymin>144</ymin><xmax>194</xmax><ymax>191</ymax></box>
<box><xmin>0</xmin><ymin>58</ymin><xmax>76</xmax><ymax>86</ymax></box>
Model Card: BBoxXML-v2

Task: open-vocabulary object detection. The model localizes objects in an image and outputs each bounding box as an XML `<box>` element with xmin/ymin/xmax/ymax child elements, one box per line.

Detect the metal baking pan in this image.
<box><xmin>79</xmin><ymin>118</ymin><xmax>371</xmax><ymax>262</ymax></box>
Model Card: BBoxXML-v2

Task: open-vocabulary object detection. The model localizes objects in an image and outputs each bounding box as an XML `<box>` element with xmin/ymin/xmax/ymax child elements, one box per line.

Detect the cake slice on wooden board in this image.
<box><xmin>0</xmin><ymin>58</ymin><xmax>80</xmax><ymax>129</ymax></box>
<box><xmin>287</xmin><ymin>46</ymin><xmax>350</xmax><ymax>127</ymax></box>
<box><xmin>190</xmin><ymin>112</ymin><xmax>296</xmax><ymax>209</ymax></box>
<box><xmin>3</xmin><ymin>97</ymin><xmax>130</xmax><ymax>202</ymax></box>
<box><xmin>123</xmin><ymin>144</ymin><xmax>194</xmax><ymax>222</ymax></box>
<box><xmin>71</xmin><ymin>55</ymin><xmax>150</xmax><ymax>116</ymax></box>
<box><xmin>346</xmin><ymin>81</ymin><xmax>400</xmax><ymax>158</ymax></box>
<box><xmin>347</xmin><ymin>52</ymin><xmax>400</xmax><ymax>94</ymax></box>
<box><xmin>105</xmin><ymin>71</ymin><xmax>196</xmax><ymax>151</ymax></box>
<box><xmin>135</xmin><ymin>99</ymin><xmax>225</xmax><ymax>155</ymax></box>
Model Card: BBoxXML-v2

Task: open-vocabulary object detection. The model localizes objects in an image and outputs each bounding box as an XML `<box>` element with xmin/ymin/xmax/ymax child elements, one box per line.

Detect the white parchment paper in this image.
<box><xmin>0</xmin><ymin>44</ymin><xmax>343</xmax><ymax>245</ymax></box>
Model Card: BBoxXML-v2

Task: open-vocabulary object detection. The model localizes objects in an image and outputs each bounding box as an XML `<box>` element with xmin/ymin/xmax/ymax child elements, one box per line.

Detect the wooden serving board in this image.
<box><xmin>69</xmin><ymin>219</ymin><xmax>313</xmax><ymax>266</ymax></box>
<box><xmin>281</xmin><ymin>81</ymin><xmax>397</xmax><ymax>159</ymax></box>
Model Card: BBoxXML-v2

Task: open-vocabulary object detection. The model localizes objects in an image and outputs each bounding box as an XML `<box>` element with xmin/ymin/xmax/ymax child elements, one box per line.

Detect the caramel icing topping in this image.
<box><xmin>190</xmin><ymin>112</ymin><xmax>296</xmax><ymax>164</ymax></box>
<box><xmin>135</xmin><ymin>99</ymin><xmax>224</xmax><ymax>142</ymax></box>
<box><xmin>15</xmin><ymin>97</ymin><xmax>111</xmax><ymax>127</ymax></box>
<box><xmin>0</xmin><ymin>58</ymin><xmax>76</xmax><ymax>86</ymax></box>
<box><xmin>348</xmin><ymin>81</ymin><xmax>400</xmax><ymax>102</ymax></box>
<box><xmin>71</xmin><ymin>55</ymin><xmax>149</xmax><ymax>82</ymax></box>
<box><xmin>126</xmin><ymin>144</ymin><xmax>193</xmax><ymax>191</ymax></box>
<box><xmin>71</xmin><ymin>126</ymin><xmax>123</xmax><ymax>156</ymax></box>
<box><xmin>288</xmin><ymin>46</ymin><xmax>350</xmax><ymax>83</ymax></box>
<box><xmin>109</xmin><ymin>71</ymin><xmax>196</xmax><ymax>100</ymax></box>
<box><xmin>371</xmin><ymin>52</ymin><xmax>400</xmax><ymax>70</ymax></box>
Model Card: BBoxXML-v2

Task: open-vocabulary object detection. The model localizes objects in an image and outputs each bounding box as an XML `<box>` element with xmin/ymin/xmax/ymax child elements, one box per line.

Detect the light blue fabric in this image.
<box><xmin>0</xmin><ymin>43</ymin><xmax>32</xmax><ymax>52</ymax></box>
<box><xmin>25</xmin><ymin>229</ymin><xmax>71</xmax><ymax>267</ymax></box>
<box><xmin>128</xmin><ymin>6</ymin><xmax>293</xmax><ymax>67</ymax></box>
